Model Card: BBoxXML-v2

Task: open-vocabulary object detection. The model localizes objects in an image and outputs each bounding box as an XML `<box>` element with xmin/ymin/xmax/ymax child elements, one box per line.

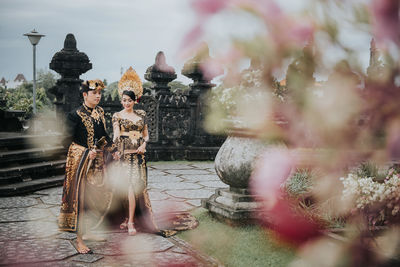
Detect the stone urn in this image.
<box><xmin>202</xmin><ymin>136</ymin><xmax>269</xmax><ymax>224</ymax></box>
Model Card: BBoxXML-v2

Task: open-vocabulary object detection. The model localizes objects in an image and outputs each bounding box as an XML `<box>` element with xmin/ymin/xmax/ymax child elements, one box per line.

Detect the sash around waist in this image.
<box><xmin>120</xmin><ymin>131</ymin><xmax>142</xmax><ymax>139</ymax></box>
<box><xmin>70</xmin><ymin>142</ymin><xmax>104</xmax><ymax>153</ymax></box>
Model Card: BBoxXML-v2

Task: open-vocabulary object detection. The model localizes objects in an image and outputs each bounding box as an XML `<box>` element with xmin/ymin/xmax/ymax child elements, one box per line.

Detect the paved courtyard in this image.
<box><xmin>0</xmin><ymin>161</ymin><xmax>227</xmax><ymax>266</ymax></box>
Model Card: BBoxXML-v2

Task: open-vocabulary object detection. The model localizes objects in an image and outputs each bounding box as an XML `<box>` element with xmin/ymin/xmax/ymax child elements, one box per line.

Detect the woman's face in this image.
<box><xmin>122</xmin><ymin>94</ymin><xmax>134</xmax><ymax>110</ymax></box>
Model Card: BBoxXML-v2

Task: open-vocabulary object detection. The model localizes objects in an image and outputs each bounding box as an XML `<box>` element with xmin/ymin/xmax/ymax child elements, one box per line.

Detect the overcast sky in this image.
<box><xmin>0</xmin><ymin>0</ymin><xmax>200</xmax><ymax>84</ymax></box>
<box><xmin>0</xmin><ymin>0</ymin><xmax>371</xmax><ymax>84</ymax></box>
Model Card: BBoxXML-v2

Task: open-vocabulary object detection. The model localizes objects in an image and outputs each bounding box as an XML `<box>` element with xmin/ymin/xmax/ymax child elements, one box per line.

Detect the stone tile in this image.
<box><xmin>165</xmin><ymin>189</ymin><xmax>215</xmax><ymax>200</ymax></box>
<box><xmin>0</xmin><ymin>196</ymin><xmax>38</xmax><ymax>208</ymax></box>
<box><xmin>35</xmin><ymin>187</ymin><xmax>63</xmax><ymax>195</ymax></box>
<box><xmin>150</xmin><ymin>182</ymin><xmax>203</xmax><ymax>190</ymax></box>
<box><xmin>88</xmin><ymin>254</ymin><xmax>150</xmax><ymax>266</ymax></box>
<box><xmin>87</xmin><ymin>232</ymin><xmax>174</xmax><ymax>256</ymax></box>
<box><xmin>185</xmin><ymin>199</ymin><xmax>203</xmax><ymax>207</ymax></box>
<box><xmin>147</xmin><ymin>190</ymin><xmax>170</xmax><ymax>201</ymax></box>
<box><xmin>40</xmin><ymin>194</ymin><xmax>62</xmax><ymax>205</ymax></box>
<box><xmin>148</xmin><ymin>175</ymin><xmax>184</xmax><ymax>183</ymax></box>
<box><xmin>180</xmin><ymin>174</ymin><xmax>221</xmax><ymax>182</ymax></box>
<box><xmin>16</xmin><ymin>261</ymin><xmax>81</xmax><ymax>267</ymax></box>
<box><xmin>149</xmin><ymin>163</ymin><xmax>195</xmax><ymax>170</ymax></box>
<box><xmin>165</xmin><ymin>169</ymin><xmax>213</xmax><ymax>175</ymax></box>
<box><xmin>152</xmin><ymin>251</ymin><xmax>202</xmax><ymax>266</ymax></box>
<box><xmin>170</xmin><ymin>246</ymin><xmax>187</xmax><ymax>254</ymax></box>
<box><xmin>49</xmin><ymin>206</ymin><xmax>61</xmax><ymax>217</ymax></box>
<box><xmin>152</xmin><ymin>200</ymin><xmax>194</xmax><ymax>213</ymax></box>
<box><xmin>147</xmin><ymin>170</ymin><xmax>170</xmax><ymax>176</ymax></box>
<box><xmin>57</xmin><ymin>231</ymin><xmax>77</xmax><ymax>240</ymax></box>
<box><xmin>0</xmin><ymin>207</ymin><xmax>53</xmax><ymax>222</ymax></box>
<box><xmin>32</xmin><ymin>203</ymin><xmax>56</xmax><ymax>209</ymax></box>
<box><xmin>0</xmin><ymin>220</ymin><xmax>59</xmax><ymax>241</ymax></box>
<box><xmin>71</xmin><ymin>254</ymin><xmax>104</xmax><ymax>263</ymax></box>
<box><xmin>198</xmin><ymin>181</ymin><xmax>228</xmax><ymax>188</ymax></box>
<box><xmin>188</xmin><ymin>162</ymin><xmax>215</xmax><ymax>169</ymax></box>
<box><xmin>0</xmin><ymin>238</ymin><xmax>77</xmax><ymax>265</ymax></box>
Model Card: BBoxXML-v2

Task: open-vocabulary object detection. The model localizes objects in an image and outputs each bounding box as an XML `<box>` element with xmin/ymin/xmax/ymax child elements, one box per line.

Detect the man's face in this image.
<box><xmin>84</xmin><ymin>89</ymin><xmax>102</xmax><ymax>107</ymax></box>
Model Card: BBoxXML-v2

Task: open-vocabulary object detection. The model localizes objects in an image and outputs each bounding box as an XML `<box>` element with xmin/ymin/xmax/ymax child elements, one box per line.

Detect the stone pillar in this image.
<box><xmin>145</xmin><ymin>51</ymin><xmax>177</xmax><ymax>98</ymax></box>
<box><xmin>202</xmin><ymin>136</ymin><xmax>266</xmax><ymax>225</ymax></box>
<box><xmin>181</xmin><ymin>44</ymin><xmax>218</xmax><ymax>146</ymax></box>
<box><xmin>49</xmin><ymin>34</ymin><xmax>92</xmax><ymax>126</ymax></box>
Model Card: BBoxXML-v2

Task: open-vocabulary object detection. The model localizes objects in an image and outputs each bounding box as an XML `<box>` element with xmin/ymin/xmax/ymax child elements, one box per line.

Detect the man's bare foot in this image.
<box><xmin>76</xmin><ymin>238</ymin><xmax>92</xmax><ymax>254</ymax></box>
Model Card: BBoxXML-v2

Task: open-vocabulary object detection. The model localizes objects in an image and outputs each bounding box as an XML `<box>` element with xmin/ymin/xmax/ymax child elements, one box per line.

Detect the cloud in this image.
<box><xmin>0</xmin><ymin>0</ymin><xmax>197</xmax><ymax>83</ymax></box>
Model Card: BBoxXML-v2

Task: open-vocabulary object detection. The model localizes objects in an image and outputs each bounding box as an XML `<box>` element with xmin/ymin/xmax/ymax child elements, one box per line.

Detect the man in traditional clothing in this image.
<box><xmin>58</xmin><ymin>80</ymin><xmax>120</xmax><ymax>254</ymax></box>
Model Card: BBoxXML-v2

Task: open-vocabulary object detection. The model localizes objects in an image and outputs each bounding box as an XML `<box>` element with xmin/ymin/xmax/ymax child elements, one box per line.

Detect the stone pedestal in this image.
<box><xmin>202</xmin><ymin>136</ymin><xmax>266</xmax><ymax>225</ymax></box>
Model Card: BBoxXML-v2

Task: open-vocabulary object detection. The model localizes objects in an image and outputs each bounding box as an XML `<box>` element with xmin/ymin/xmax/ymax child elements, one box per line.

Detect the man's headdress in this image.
<box><xmin>81</xmin><ymin>79</ymin><xmax>105</xmax><ymax>92</ymax></box>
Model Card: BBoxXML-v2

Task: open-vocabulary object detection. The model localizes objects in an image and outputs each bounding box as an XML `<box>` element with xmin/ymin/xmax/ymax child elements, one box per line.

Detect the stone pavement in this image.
<box><xmin>0</xmin><ymin>161</ymin><xmax>228</xmax><ymax>266</ymax></box>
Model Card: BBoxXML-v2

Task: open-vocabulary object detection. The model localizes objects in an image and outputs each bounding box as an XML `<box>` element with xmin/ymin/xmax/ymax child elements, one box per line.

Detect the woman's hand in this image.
<box><xmin>136</xmin><ymin>143</ymin><xmax>146</xmax><ymax>155</ymax></box>
<box><xmin>88</xmin><ymin>149</ymin><xmax>97</xmax><ymax>160</ymax></box>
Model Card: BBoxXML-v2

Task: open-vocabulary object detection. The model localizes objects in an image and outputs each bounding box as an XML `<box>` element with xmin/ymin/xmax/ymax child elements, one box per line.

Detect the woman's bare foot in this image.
<box><xmin>76</xmin><ymin>237</ymin><xmax>92</xmax><ymax>254</ymax></box>
<box><xmin>127</xmin><ymin>222</ymin><xmax>137</xmax><ymax>236</ymax></box>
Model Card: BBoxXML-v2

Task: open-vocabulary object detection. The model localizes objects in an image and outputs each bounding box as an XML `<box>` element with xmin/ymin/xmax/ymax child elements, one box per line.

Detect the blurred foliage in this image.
<box><xmin>354</xmin><ymin>161</ymin><xmax>388</xmax><ymax>182</ymax></box>
<box><xmin>285</xmin><ymin>169</ymin><xmax>313</xmax><ymax>199</ymax></box>
<box><xmin>2</xmin><ymin>69</ymin><xmax>57</xmax><ymax>118</ymax></box>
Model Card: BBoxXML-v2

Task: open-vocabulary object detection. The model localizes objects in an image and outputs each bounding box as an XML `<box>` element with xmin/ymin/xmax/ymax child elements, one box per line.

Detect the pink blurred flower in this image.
<box><xmin>236</xmin><ymin>0</ymin><xmax>314</xmax><ymax>47</ymax></box>
<box><xmin>370</xmin><ymin>0</ymin><xmax>400</xmax><ymax>44</ymax></box>
<box><xmin>191</xmin><ymin>0</ymin><xmax>231</xmax><ymax>17</ymax></box>
<box><xmin>387</xmin><ymin>122</ymin><xmax>400</xmax><ymax>161</ymax></box>
<box><xmin>267</xmin><ymin>201</ymin><xmax>322</xmax><ymax>246</ymax></box>
<box><xmin>181</xmin><ymin>23</ymin><xmax>204</xmax><ymax>51</ymax></box>
<box><xmin>251</xmin><ymin>148</ymin><xmax>322</xmax><ymax>245</ymax></box>
<box><xmin>250</xmin><ymin>148</ymin><xmax>294</xmax><ymax>207</ymax></box>
<box><xmin>200</xmin><ymin>47</ymin><xmax>242</xmax><ymax>81</ymax></box>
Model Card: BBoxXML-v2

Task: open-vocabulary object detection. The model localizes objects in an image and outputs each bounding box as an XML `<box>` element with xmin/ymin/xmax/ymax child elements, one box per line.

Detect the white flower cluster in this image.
<box><xmin>340</xmin><ymin>170</ymin><xmax>400</xmax><ymax>216</ymax></box>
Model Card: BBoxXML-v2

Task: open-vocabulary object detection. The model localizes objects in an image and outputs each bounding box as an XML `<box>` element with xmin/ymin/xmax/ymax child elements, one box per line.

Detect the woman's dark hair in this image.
<box><xmin>122</xmin><ymin>90</ymin><xmax>136</xmax><ymax>101</ymax></box>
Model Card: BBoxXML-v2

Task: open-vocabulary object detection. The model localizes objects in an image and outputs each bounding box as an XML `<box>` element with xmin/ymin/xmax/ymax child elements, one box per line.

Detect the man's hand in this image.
<box><xmin>88</xmin><ymin>149</ymin><xmax>97</xmax><ymax>160</ymax></box>
<box><xmin>112</xmin><ymin>151</ymin><xmax>121</xmax><ymax>160</ymax></box>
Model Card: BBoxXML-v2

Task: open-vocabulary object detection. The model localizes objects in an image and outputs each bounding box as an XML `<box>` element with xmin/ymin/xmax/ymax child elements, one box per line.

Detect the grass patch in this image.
<box><xmin>177</xmin><ymin>208</ymin><xmax>295</xmax><ymax>267</ymax></box>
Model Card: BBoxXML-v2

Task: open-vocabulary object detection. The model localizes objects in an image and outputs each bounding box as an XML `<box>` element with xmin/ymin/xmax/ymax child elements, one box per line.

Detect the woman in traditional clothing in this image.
<box><xmin>112</xmin><ymin>67</ymin><xmax>197</xmax><ymax>237</ymax></box>
<box><xmin>58</xmin><ymin>80</ymin><xmax>120</xmax><ymax>254</ymax></box>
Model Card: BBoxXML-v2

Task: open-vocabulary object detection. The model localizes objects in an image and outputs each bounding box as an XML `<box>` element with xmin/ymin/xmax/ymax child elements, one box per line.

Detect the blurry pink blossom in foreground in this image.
<box><xmin>267</xmin><ymin>201</ymin><xmax>321</xmax><ymax>245</ymax></box>
<box><xmin>181</xmin><ymin>23</ymin><xmax>204</xmax><ymax>51</ymax></box>
<box><xmin>191</xmin><ymin>0</ymin><xmax>231</xmax><ymax>17</ymax></box>
<box><xmin>251</xmin><ymin>148</ymin><xmax>321</xmax><ymax>245</ymax></box>
<box><xmin>236</xmin><ymin>0</ymin><xmax>314</xmax><ymax>47</ymax></box>
<box><xmin>250</xmin><ymin>148</ymin><xmax>294</xmax><ymax>207</ymax></box>
<box><xmin>200</xmin><ymin>47</ymin><xmax>242</xmax><ymax>81</ymax></box>
<box><xmin>370</xmin><ymin>0</ymin><xmax>400</xmax><ymax>44</ymax></box>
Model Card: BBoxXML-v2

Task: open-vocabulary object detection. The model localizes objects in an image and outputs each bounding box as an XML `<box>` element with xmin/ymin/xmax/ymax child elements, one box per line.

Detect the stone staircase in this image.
<box><xmin>0</xmin><ymin>132</ymin><xmax>67</xmax><ymax>196</ymax></box>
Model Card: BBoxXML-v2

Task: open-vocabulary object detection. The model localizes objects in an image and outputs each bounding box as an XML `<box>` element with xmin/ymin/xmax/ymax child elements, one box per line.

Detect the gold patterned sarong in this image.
<box><xmin>58</xmin><ymin>143</ymin><xmax>113</xmax><ymax>233</ymax></box>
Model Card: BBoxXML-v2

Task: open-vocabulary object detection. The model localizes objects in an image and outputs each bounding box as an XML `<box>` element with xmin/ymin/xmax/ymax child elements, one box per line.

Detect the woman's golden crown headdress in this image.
<box><xmin>118</xmin><ymin>67</ymin><xmax>143</xmax><ymax>99</ymax></box>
